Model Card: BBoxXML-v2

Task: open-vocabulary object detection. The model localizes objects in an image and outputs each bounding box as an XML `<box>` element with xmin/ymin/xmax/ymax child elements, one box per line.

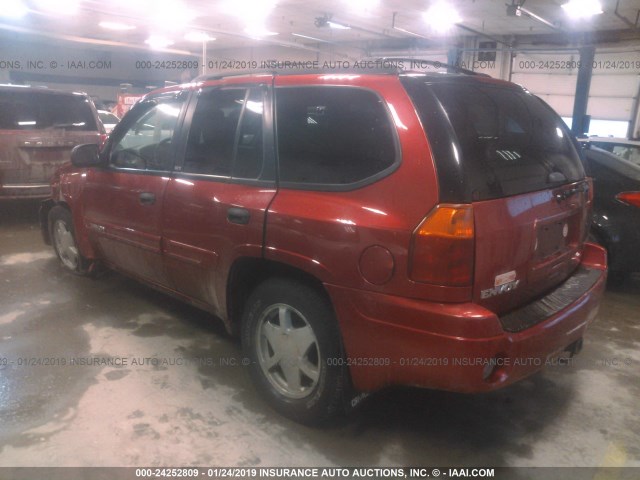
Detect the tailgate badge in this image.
<box><xmin>481</xmin><ymin>271</ymin><xmax>520</xmax><ymax>299</ymax></box>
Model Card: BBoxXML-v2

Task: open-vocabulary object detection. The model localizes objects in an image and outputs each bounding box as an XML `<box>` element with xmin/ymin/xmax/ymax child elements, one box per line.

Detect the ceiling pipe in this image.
<box><xmin>517</xmin><ymin>6</ymin><xmax>559</xmax><ymax>30</ymax></box>
<box><xmin>315</xmin><ymin>14</ymin><xmax>395</xmax><ymax>39</ymax></box>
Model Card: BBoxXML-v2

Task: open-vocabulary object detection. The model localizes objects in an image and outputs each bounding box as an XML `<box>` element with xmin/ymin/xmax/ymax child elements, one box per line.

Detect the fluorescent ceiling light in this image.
<box><xmin>244</xmin><ymin>25</ymin><xmax>278</xmax><ymax>37</ymax></box>
<box><xmin>424</xmin><ymin>2</ymin><xmax>462</xmax><ymax>33</ymax></box>
<box><xmin>221</xmin><ymin>0</ymin><xmax>276</xmax><ymax>20</ymax></box>
<box><xmin>145</xmin><ymin>35</ymin><xmax>174</xmax><ymax>49</ymax></box>
<box><xmin>292</xmin><ymin>33</ymin><xmax>332</xmax><ymax>43</ymax></box>
<box><xmin>34</xmin><ymin>0</ymin><xmax>79</xmax><ymax>15</ymax></box>
<box><xmin>562</xmin><ymin>0</ymin><xmax>603</xmax><ymax>19</ymax></box>
<box><xmin>347</xmin><ymin>0</ymin><xmax>380</xmax><ymax>12</ymax></box>
<box><xmin>150</xmin><ymin>0</ymin><xmax>196</xmax><ymax>30</ymax></box>
<box><xmin>99</xmin><ymin>21</ymin><xmax>136</xmax><ymax>31</ymax></box>
<box><xmin>184</xmin><ymin>31</ymin><xmax>214</xmax><ymax>42</ymax></box>
<box><xmin>328</xmin><ymin>21</ymin><xmax>351</xmax><ymax>30</ymax></box>
<box><xmin>221</xmin><ymin>0</ymin><xmax>277</xmax><ymax>35</ymax></box>
<box><xmin>3</xmin><ymin>0</ymin><xmax>28</xmax><ymax>18</ymax></box>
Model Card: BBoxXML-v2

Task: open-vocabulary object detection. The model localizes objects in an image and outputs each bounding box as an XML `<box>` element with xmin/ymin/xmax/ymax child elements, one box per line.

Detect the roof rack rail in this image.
<box><xmin>193</xmin><ymin>65</ymin><xmax>399</xmax><ymax>82</ymax></box>
<box><xmin>192</xmin><ymin>58</ymin><xmax>490</xmax><ymax>83</ymax></box>
<box><xmin>378</xmin><ymin>57</ymin><xmax>491</xmax><ymax>77</ymax></box>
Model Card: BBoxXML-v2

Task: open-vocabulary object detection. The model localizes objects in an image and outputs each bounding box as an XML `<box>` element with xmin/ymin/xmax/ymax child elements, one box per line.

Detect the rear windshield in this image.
<box><xmin>0</xmin><ymin>90</ymin><xmax>97</xmax><ymax>131</ymax></box>
<box><xmin>404</xmin><ymin>79</ymin><xmax>584</xmax><ymax>201</ymax></box>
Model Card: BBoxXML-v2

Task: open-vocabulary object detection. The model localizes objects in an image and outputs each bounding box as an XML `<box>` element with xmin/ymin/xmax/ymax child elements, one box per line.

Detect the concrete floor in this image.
<box><xmin>0</xmin><ymin>200</ymin><xmax>639</xmax><ymax>468</ymax></box>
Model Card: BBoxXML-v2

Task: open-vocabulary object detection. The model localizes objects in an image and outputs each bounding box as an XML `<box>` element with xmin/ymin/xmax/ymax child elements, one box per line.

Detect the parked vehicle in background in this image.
<box><xmin>581</xmin><ymin>144</ymin><xmax>640</xmax><ymax>283</ymax></box>
<box><xmin>587</xmin><ymin>137</ymin><xmax>640</xmax><ymax>167</ymax></box>
<box><xmin>98</xmin><ymin>110</ymin><xmax>120</xmax><ymax>134</ymax></box>
<box><xmin>0</xmin><ymin>85</ymin><xmax>104</xmax><ymax>199</ymax></box>
<box><xmin>41</xmin><ymin>68</ymin><xmax>606</xmax><ymax>423</ymax></box>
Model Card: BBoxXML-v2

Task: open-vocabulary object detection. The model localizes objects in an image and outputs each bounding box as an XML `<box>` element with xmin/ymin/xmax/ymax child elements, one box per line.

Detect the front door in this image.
<box><xmin>83</xmin><ymin>91</ymin><xmax>188</xmax><ymax>287</ymax></box>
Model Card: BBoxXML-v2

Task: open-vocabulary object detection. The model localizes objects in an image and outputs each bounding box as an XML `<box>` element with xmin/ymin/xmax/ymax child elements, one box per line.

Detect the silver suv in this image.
<box><xmin>0</xmin><ymin>85</ymin><xmax>104</xmax><ymax>199</ymax></box>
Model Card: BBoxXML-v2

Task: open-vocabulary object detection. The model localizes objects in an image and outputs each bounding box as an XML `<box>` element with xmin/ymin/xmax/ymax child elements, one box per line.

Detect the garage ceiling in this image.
<box><xmin>1</xmin><ymin>0</ymin><xmax>639</xmax><ymax>55</ymax></box>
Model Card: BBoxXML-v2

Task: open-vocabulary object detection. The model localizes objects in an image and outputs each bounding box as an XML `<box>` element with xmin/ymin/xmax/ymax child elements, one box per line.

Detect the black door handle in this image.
<box><xmin>227</xmin><ymin>207</ymin><xmax>250</xmax><ymax>225</ymax></box>
<box><xmin>139</xmin><ymin>192</ymin><xmax>156</xmax><ymax>205</ymax></box>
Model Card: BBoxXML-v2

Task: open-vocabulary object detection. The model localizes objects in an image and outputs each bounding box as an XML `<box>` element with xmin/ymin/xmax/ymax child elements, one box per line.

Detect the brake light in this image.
<box><xmin>99</xmin><ymin>133</ymin><xmax>108</xmax><ymax>149</ymax></box>
<box><xmin>410</xmin><ymin>204</ymin><xmax>475</xmax><ymax>286</ymax></box>
<box><xmin>616</xmin><ymin>191</ymin><xmax>640</xmax><ymax>208</ymax></box>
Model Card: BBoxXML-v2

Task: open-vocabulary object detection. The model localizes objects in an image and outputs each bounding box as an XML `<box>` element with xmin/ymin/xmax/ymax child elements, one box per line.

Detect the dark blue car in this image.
<box><xmin>582</xmin><ymin>145</ymin><xmax>640</xmax><ymax>283</ymax></box>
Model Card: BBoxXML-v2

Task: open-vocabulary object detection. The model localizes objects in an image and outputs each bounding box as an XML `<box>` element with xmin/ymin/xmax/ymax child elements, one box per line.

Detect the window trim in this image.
<box><xmin>273</xmin><ymin>85</ymin><xmax>402</xmax><ymax>192</ymax></box>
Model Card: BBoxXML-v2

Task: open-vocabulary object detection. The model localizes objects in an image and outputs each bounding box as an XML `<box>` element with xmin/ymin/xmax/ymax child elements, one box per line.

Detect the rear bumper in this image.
<box><xmin>327</xmin><ymin>242</ymin><xmax>607</xmax><ymax>393</ymax></box>
<box><xmin>0</xmin><ymin>183</ymin><xmax>51</xmax><ymax>199</ymax></box>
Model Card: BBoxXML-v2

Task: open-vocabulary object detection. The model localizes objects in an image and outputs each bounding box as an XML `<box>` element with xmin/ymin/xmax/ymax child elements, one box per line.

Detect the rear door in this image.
<box><xmin>405</xmin><ymin>78</ymin><xmax>589</xmax><ymax>315</ymax></box>
<box><xmin>162</xmin><ymin>83</ymin><xmax>276</xmax><ymax>316</ymax></box>
<box><xmin>0</xmin><ymin>90</ymin><xmax>101</xmax><ymax>195</ymax></box>
<box><xmin>82</xmin><ymin>91</ymin><xmax>188</xmax><ymax>286</ymax></box>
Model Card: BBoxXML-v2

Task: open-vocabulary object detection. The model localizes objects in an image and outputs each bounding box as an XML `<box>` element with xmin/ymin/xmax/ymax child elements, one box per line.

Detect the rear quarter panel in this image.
<box><xmin>265</xmin><ymin>75</ymin><xmax>445</xmax><ymax>299</ymax></box>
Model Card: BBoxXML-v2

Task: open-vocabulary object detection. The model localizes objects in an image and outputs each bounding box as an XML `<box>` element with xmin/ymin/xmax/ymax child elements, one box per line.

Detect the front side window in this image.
<box><xmin>110</xmin><ymin>98</ymin><xmax>185</xmax><ymax>171</ymax></box>
<box><xmin>275</xmin><ymin>87</ymin><xmax>397</xmax><ymax>187</ymax></box>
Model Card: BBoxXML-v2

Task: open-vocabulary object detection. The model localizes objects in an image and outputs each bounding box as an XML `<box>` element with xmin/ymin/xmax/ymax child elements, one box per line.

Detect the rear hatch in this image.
<box><xmin>0</xmin><ymin>89</ymin><xmax>101</xmax><ymax>188</ymax></box>
<box><xmin>402</xmin><ymin>76</ymin><xmax>589</xmax><ymax>315</ymax></box>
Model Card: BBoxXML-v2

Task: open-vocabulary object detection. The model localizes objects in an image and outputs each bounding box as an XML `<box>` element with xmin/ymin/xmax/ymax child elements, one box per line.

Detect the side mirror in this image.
<box><xmin>71</xmin><ymin>144</ymin><xmax>103</xmax><ymax>167</ymax></box>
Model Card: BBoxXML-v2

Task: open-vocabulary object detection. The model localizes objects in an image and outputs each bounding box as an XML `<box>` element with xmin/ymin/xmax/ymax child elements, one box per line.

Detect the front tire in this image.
<box><xmin>49</xmin><ymin>206</ymin><xmax>91</xmax><ymax>275</ymax></box>
<box><xmin>241</xmin><ymin>278</ymin><xmax>349</xmax><ymax>424</ymax></box>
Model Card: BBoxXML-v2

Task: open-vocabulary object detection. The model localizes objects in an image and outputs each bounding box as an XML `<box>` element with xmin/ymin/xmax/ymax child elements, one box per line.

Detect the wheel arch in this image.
<box><xmin>226</xmin><ymin>257</ymin><xmax>333</xmax><ymax>337</ymax></box>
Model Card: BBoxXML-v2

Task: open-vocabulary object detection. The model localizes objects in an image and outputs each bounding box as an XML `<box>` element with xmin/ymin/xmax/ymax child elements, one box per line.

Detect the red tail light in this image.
<box><xmin>99</xmin><ymin>133</ymin><xmax>108</xmax><ymax>150</ymax></box>
<box><xmin>410</xmin><ymin>204</ymin><xmax>475</xmax><ymax>287</ymax></box>
<box><xmin>616</xmin><ymin>191</ymin><xmax>640</xmax><ymax>208</ymax></box>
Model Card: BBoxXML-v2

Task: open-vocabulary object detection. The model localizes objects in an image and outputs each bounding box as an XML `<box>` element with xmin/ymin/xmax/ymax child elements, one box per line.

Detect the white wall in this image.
<box><xmin>510</xmin><ymin>51</ymin><xmax>580</xmax><ymax>117</ymax></box>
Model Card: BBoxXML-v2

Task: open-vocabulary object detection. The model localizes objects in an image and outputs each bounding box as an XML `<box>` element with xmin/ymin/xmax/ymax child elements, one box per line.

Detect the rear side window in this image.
<box><xmin>183</xmin><ymin>88</ymin><xmax>264</xmax><ymax>179</ymax></box>
<box><xmin>0</xmin><ymin>90</ymin><xmax>97</xmax><ymax>131</ymax></box>
<box><xmin>405</xmin><ymin>80</ymin><xmax>584</xmax><ymax>201</ymax></box>
<box><xmin>275</xmin><ymin>86</ymin><xmax>397</xmax><ymax>188</ymax></box>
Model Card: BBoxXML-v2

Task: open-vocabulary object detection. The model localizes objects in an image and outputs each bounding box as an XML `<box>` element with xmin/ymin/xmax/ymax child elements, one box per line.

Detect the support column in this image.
<box><xmin>447</xmin><ymin>47</ymin><xmax>460</xmax><ymax>72</ymax></box>
<box><xmin>571</xmin><ymin>45</ymin><xmax>596</xmax><ymax>137</ymax></box>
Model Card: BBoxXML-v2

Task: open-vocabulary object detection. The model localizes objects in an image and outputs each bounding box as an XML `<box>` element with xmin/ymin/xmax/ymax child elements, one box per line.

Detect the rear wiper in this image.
<box><xmin>547</xmin><ymin>172</ymin><xmax>567</xmax><ymax>183</ymax></box>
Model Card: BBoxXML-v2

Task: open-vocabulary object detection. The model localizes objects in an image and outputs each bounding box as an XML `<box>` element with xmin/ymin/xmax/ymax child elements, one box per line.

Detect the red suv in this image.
<box><xmin>41</xmin><ymin>69</ymin><xmax>607</xmax><ymax>423</ymax></box>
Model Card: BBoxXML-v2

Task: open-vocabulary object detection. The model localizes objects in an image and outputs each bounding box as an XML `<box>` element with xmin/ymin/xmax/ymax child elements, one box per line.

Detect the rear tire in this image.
<box><xmin>241</xmin><ymin>278</ymin><xmax>348</xmax><ymax>424</ymax></box>
<box><xmin>49</xmin><ymin>206</ymin><xmax>91</xmax><ymax>275</ymax></box>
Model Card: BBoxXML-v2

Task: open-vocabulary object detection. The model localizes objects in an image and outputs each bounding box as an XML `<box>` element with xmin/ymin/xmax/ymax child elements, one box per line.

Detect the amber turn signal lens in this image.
<box><xmin>416</xmin><ymin>205</ymin><xmax>474</xmax><ymax>239</ymax></box>
<box><xmin>410</xmin><ymin>205</ymin><xmax>475</xmax><ymax>287</ymax></box>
